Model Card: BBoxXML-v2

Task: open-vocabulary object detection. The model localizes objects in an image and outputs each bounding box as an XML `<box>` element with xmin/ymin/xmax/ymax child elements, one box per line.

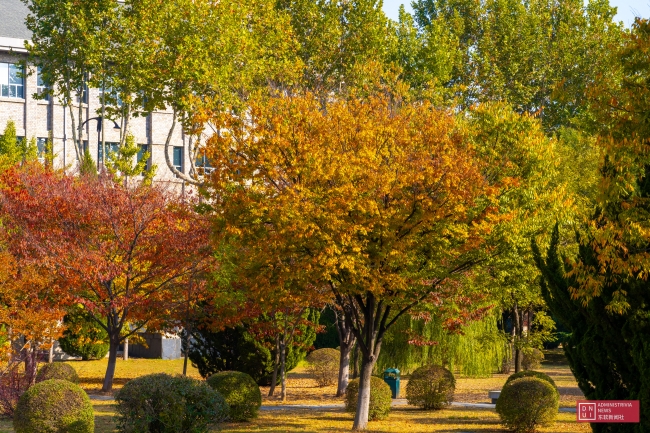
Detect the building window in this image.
<box><xmin>137</xmin><ymin>144</ymin><xmax>151</xmax><ymax>170</ymax></box>
<box><xmin>36</xmin><ymin>137</ymin><xmax>52</xmax><ymax>160</ymax></box>
<box><xmin>98</xmin><ymin>85</ymin><xmax>122</xmax><ymax>107</ymax></box>
<box><xmin>196</xmin><ymin>151</ymin><xmax>213</xmax><ymax>175</ymax></box>
<box><xmin>76</xmin><ymin>81</ymin><xmax>88</xmax><ymax>104</ymax></box>
<box><xmin>98</xmin><ymin>142</ymin><xmax>119</xmax><ymax>163</ymax></box>
<box><xmin>0</xmin><ymin>63</ymin><xmax>24</xmax><ymax>98</ymax></box>
<box><xmin>36</xmin><ymin>67</ymin><xmax>49</xmax><ymax>101</ymax></box>
<box><xmin>173</xmin><ymin>146</ymin><xmax>183</xmax><ymax>172</ymax></box>
<box><xmin>76</xmin><ymin>140</ymin><xmax>89</xmax><ymax>160</ymax></box>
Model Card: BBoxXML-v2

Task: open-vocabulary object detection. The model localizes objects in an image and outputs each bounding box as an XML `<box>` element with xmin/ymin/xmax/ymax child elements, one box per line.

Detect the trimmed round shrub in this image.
<box><xmin>35</xmin><ymin>363</ymin><xmax>80</xmax><ymax>384</ymax></box>
<box><xmin>496</xmin><ymin>377</ymin><xmax>559</xmax><ymax>433</ymax></box>
<box><xmin>58</xmin><ymin>306</ymin><xmax>110</xmax><ymax>360</ymax></box>
<box><xmin>207</xmin><ymin>371</ymin><xmax>261</xmax><ymax>421</ymax></box>
<box><xmin>13</xmin><ymin>379</ymin><xmax>94</xmax><ymax>433</ymax></box>
<box><xmin>505</xmin><ymin>370</ymin><xmax>557</xmax><ymax>390</ymax></box>
<box><xmin>345</xmin><ymin>376</ymin><xmax>392</xmax><ymax>421</ymax></box>
<box><xmin>115</xmin><ymin>373</ymin><xmax>228</xmax><ymax>433</ymax></box>
<box><xmin>306</xmin><ymin>348</ymin><xmax>340</xmax><ymax>387</ymax></box>
<box><xmin>405</xmin><ymin>365</ymin><xmax>455</xmax><ymax>410</ymax></box>
<box><xmin>522</xmin><ymin>348</ymin><xmax>544</xmax><ymax>370</ymax></box>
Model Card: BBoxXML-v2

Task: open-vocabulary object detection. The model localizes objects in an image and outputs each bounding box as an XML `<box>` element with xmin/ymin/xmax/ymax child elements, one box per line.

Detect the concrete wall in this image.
<box><xmin>129</xmin><ymin>333</ymin><xmax>182</xmax><ymax>360</ymax></box>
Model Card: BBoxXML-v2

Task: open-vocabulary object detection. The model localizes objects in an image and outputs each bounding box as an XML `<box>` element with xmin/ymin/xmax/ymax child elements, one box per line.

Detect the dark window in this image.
<box><xmin>137</xmin><ymin>144</ymin><xmax>151</xmax><ymax>170</ymax></box>
<box><xmin>173</xmin><ymin>146</ymin><xmax>183</xmax><ymax>172</ymax></box>
<box><xmin>77</xmin><ymin>140</ymin><xmax>89</xmax><ymax>160</ymax></box>
<box><xmin>36</xmin><ymin>67</ymin><xmax>49</xmax><ymax>101</ymax></box>
<box><xmin>36</xmin><ymin>137</ymin><xmax>52</xmax><ymax>160</ymax></box>
<box><xmin>98</xmin><ymin>85</ymin><xmax>122</xmax><ymax>107</ymax></box>
<box><xmin>98</xmin><ymin>142</ymin><xmax>119</xmax><ymax>163</ymax></box>
<box><xmin>196</xmin><ymin>151</ymin><xmax>213</xmax><ymax>174</ymax></box>
<box><xmin>0</xmin><ymin>63</ymin><xmax>24</xmax><ymax>98</ymax></box>
<box><xmin>76</xmin><ymin>81</ymin><xmax>88</xmax><ymax>104</ymax></box>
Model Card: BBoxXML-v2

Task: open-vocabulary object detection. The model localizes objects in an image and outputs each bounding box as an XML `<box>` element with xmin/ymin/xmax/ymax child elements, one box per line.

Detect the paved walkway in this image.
<box><xmin>90</xmin><ymin>394</ymin><xmax>576</xmax><ymax>414</ymax></box>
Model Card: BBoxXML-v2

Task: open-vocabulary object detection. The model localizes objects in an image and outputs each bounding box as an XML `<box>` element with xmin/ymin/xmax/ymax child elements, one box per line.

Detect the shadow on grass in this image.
<box><xmin>94</xmin><ymin>403</ymin><xmax>118</xmax><ymax>433</ymax></box>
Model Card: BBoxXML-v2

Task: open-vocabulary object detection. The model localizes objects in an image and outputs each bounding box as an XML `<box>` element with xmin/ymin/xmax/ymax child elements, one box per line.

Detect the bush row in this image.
<box><xmin>12</xmin><ymin>366</ymin><xmax>262</xmax><ymax>433</ymax></box>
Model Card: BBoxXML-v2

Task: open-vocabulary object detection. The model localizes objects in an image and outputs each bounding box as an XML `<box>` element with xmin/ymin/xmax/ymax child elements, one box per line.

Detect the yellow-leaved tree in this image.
<box><xmin>206</xmin><ymin>93</ymin><xmax>515</xmax><ymax>429</ymax></box>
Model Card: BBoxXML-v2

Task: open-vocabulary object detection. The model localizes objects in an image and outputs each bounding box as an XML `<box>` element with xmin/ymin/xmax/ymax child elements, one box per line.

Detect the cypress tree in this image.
<box><xmin>533</xmin><ymin>226</ymin><xmax>650</xmax><ymax>433</ymax></box>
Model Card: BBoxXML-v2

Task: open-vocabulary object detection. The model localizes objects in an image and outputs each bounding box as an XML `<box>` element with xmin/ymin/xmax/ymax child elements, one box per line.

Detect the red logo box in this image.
<box><xmin>577</xmin><ymin>400</ymin><xmax>640</xmax><ymax>423</ymax></box>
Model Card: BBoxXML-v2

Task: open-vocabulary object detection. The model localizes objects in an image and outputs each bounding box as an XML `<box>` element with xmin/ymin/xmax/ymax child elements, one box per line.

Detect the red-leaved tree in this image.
<box><xmin>0</xmin><ymin>166</ymin><xmax>213</xmax><ymax>391</ymax></box>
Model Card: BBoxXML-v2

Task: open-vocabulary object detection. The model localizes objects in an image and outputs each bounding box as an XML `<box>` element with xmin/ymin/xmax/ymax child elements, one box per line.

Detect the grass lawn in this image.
<box><xmin>0</xmin><ymin>349</ymin><xmax>587</xmax><ymax>432</ymax></box>
<box><xmin>63</xmin><ymin>358</ymin><xmax>202</xmax><ymax>394</ymax></box>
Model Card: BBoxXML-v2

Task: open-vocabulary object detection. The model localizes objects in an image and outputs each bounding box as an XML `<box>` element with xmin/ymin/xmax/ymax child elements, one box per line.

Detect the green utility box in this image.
<box><xmin>383</xmin><ymin>368</ymin><xmax>400</xmax><ymax>398</ymax></box>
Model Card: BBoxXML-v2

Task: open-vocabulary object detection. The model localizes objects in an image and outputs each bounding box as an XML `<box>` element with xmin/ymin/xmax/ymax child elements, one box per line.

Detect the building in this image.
<box><xmin>0</xmin><ymin>0</ymin><xmax>196</xmax><ymax>184</ymax></box>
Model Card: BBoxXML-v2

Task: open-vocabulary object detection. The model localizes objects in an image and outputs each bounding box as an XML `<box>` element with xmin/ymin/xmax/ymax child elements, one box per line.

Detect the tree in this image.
<box><xmin>24</xmin><ymin>0</ymin><xmax>116</xmax><ymax>162</ymax></box>
<box><xmin>58</xmin><ymin>305</ymin><xmax>110</xmax><ymax>361</ymax></box>
<box><xmin>410</xmin><ymin>0</ymin><xmax>623</xmax><ymax>130</ymax></box>
<box><xmin>122</xmin><ymin>0</ymin><xmax>300</xmax><ymax>186</ymax></box>
<box><xmin>376</xmin><ymin>313</ymin><xmax>508</xmax><ymax>376</ymax></box>
<box><xmin>250</xmin><ymin>307</ymin><xmax>320</xmax><ymax>400</ymax></box>
<box><xmin>0</xmin><ymin>166</ymin><xmax>213</xmax><ymax>391</ymax></box>
<box><xmin>532</xmin><ymin>19</ymin><xmax>650</xmax><ymax>432</ymax></box>
<box><xmin>0</xmin><ymin>122</ymin><xmax>39</xmax><ymax>169</ymax></box>
<box><xmin>276</xmin><ymin>0</ymin><xmax>394</xmax><ymax>95</ymax></box>
<box><xmin>206</xmin><ymin>93</ymin><xmax>513</xmax><ymax>429</ymax></box>
<box><xmin>0</xmin><ymin>248</ymin><xmax>63</xmax><ymax>384</ymax></box>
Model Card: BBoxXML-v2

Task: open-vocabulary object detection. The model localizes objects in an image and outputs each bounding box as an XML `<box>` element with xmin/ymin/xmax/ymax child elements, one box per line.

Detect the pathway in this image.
<box><xmin>92</xmin><ymin>394</ymin><xmax>582</xmax><ymax>414</ymax></box>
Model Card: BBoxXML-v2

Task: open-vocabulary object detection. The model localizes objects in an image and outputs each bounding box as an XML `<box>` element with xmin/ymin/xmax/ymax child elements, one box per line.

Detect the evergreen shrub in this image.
<box><xmin>115</xmin><ymin>373</ymin><xmax>228</xmax><ymax>433</ymax></box>
<box><xmin>345</xmin><ymin>377</ymin><xmax>392</xmax><ymax>421</ymax></box>
<box><xmin>58</xmin><ymin>307</ymin><xmax>110</xmax><ymax>360</ymax></box>
<box><xmin>13</xmin><ymin>379</ymin><xmax>94</xmax><ymax>433</ymax></box>
<box><xmin>206</xmin><ymin>371</ymin><xmax>261</xmax><ymax>421</ymax></box>
<box><xmin>505</xmin><ymin>370</ymin><xmax>557</xmax><ymax>390</ymax></box>
<box><xmin>306</xmin><ymin>348</ymin><xmax>339</xmax><ymax>387</ymax></box>
<box><xmin>186</xmin><ymin>325</ymin><xmax>305</xmax><ymax>385</ymax></box>
<box><xmin>522</xmin><ymin>348</ymin><xmax>544</xmax><ymax>370</ymax></box>
<box><xmin>405</xmin><ymin>365</ymin><xmax>455</xmax><ymax>409</ymax></box>
<box><xmin>496</xmin><ymin>377</ymin><xmax>558</xmax><ymax>433</ymax></box>
<box><xmin>35</xmin><ymin>363</ymin><xmax>80</xmax><ymax>384</ymax></box>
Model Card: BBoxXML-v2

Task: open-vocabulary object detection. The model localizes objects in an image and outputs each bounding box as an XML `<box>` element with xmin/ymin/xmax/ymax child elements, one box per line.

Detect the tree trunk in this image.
<box><xmin>269</xmin><ymin>335</ymin><xmax>280</xmax><ymax>397</ymax></box>
<box><xmin>24</xmin><ymin>346</ymin><xmax>39</xmax><ymax>385</ymax></box>
<box><xmin>353</xmin><ymin>354</ymin><xmax>377</xmax><ymax>430</ymax></box>
<box><xmin>77</xmin><ymin>85</ymin><xmax>84</xmax><ymax>160</ymax></box>
<box><xmin>123</xmin><ymin>339</ymin><xmax>129</xmax><ymax>361</ymax></box>
<box><xmin>335</xmin><ymin>311</ymin><xmax>355</xmax><ymax>396</ymax></box>
<box><xmin>102</xmin><ymin>335</ymin><xmax>120</xmax><ymax>392</ymax></box>
<box><xmin>183</xmin><ymin>330</ymin><xmax>190</xmax><ymax>376</ymax></box>
<box><xmin>352</xmin><ymin>342</ymin><xmax>360</xmax><ymax>379</ymax></box>
<box><xmin>513</xmin><ymin>304</ymin><xmax>521</xmax><ymax>373</ymax></box>
<box><xmin>337</xmin><ymin>344</ymin><xmax>352</xmax><ymax>397</ymax></box>
<box><xmin>48</xmin><ymin>338</ymin><xmax>54</xmax><ymax>363</ymax></box>
<box><xmin>279</xmin><ymin>338</ymin><xmax>287</xmax><ymax>402</ymax></box>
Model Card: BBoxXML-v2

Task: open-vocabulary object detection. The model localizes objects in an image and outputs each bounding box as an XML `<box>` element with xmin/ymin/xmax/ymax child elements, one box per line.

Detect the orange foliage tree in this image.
<box><xmin>0</xmin><ymin>166</ymin><xmax>213</xmax><ymax>391</ymax></box>
<box><xmin>206</xmin><ymin>93</ymin><xmax>510</xmax><ymax>429</ymax></box>
<box><xmin>0</xmin><ymin>250</ymin><xmax>63</xmax><ymax>374</ymax></box>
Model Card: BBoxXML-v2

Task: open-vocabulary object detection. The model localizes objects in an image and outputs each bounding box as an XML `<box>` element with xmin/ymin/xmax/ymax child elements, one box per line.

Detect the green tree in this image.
<box><xmin>410</xmin><ymin>0</ymin><xmax>623</xmax><ymax>130</ymax></box>
<box><xmin>24</xmin><ymin>0</ymin><xmax>115</xmax><ymax>162</ymax></box>
<box><xmin>0</xmin><ymin>121</ymin><xmax>21</xmax><ymax>167</ymax></box>
<box><xmin>534</xmin><ymin>19</ymin><xmax>650</xmax><ymax>432</ymax></box>
<box><xmin>277</xmin><ymin>0</ymin><xmax>394</xmax><ymax>95</ymax></box>
<box><xmin>105</xmin><ymin>134</ymin><xmax>156</xmax><ymax>185</ymax></box>
<box><xmin>58</xmin><ymin>305</ymin><xmax>110</xmax><ymax>361</ymax></box>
